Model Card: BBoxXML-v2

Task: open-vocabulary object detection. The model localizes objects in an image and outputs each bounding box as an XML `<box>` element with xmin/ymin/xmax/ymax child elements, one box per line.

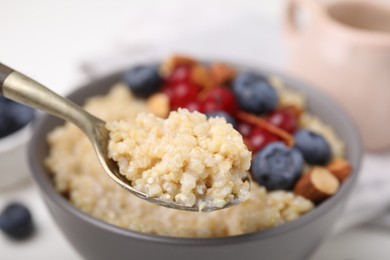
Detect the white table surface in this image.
<box><xmin>1</xmin><ymin>1</ymin><xmax>390</xmax><ymax>259</ymax></box>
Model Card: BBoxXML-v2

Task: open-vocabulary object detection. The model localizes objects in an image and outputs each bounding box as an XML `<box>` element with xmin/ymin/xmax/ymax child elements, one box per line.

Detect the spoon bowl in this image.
<box><xmin>92</xmin><ymin>118</ymin><xmax>247</xmax><ymax>212</ymax></box>
<box><xmin>0</xmin><ymin>63</ymin><xmax>247</xmax><ymax>212</ymax></box>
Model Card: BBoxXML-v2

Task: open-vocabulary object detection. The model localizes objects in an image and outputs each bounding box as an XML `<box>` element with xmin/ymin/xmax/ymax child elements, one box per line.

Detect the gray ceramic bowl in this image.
<box><xmin>29</xmin><ymin>66</ymin><xmax>362</xmax><ymax>260</ymax></box>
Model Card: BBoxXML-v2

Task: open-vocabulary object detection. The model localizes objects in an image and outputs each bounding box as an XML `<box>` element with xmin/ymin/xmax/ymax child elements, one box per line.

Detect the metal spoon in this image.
<box><xmin>0</xmin><ymin>63</ymin><xmax>250</xmax><ymax>212</ymax></box>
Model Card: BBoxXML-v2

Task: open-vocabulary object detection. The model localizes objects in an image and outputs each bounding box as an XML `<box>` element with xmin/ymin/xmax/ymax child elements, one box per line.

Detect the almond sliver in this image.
<box><xmin>237</xmin><ymin>111</ymin><xmax>295</xmax><ymax>147</ymax></box>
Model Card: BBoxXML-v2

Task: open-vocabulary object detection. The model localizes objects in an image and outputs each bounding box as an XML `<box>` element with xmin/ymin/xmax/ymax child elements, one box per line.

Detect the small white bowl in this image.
<box><xmin>0</xmin><ymin>121</ymin><xmax>34</xmax><ymax>190</ymax></box>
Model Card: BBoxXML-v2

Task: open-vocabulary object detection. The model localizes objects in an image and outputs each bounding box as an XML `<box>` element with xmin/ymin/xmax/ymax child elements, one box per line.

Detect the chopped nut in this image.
<box><xmin>147</xmin><ymin>93</ymin><xmax>170</xmax><ymax>118</ymax></box>
<box><xmin>283</xmin><ymin>105</ymin><xmax>304</xmax><ymax>119</ymax></box>
<box><xmin>190</xmin><ymin>64</ymin><xmax>215</xmax><ymax>90</ymax></box>
<box><xmin>327</xmin><ymin>158</ymin><xmax>352</xmax><ymax>182</ymax></box>
<box><xmin>160</xmin><ymin>54</ymin><xmax>198</xmax><ymax>77</ymax></box>
<box><xmin>294</xmin><ymin>167</ymin><xmax>340</xmax><ymax>204</ymax></box>
<box><xmin>269</xmin><ymin>75</ymin><xmax>306</xmax><ymax>110</ymax></box>
<box><xmin>210</xmin><ymin>63</ymin><xmax>236</xmax><ymax>86</ymax></box>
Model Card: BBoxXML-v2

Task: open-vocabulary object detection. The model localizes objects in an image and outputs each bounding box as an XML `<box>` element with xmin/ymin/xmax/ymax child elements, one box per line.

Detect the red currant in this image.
<box><xmin>183</xmin><ymin>100</ymin><xmax>205</xmax><ymax>113</ymax></box>
<box><xmin>248</xmin><ymin>127</ymin><xmax>279</xmax><ymax>153</ymax></box>
<box><xmin>237</xmin><ymin>121</ymin><xmax>253</xmax><ymax>137</ymax></box>
<box><xmin>202</xmin><ymin>87</ymin><xmax>237</xmax><ymax>115</ymax></box>
<box><xmin>168</xmin><ymin>82</ymin><xmax>200</xmax><ymax>110</ymax></box>
<box><xmin>162</xmin><ymin>84</ymin><xmax>174</xmax><ymax>99</ymax></box>
<box><xmin>266</xmin><ymin>108</ymin><xmax>298</xmax><ymax>133</ymax></box>
<box><xmin>203</xmin><ymin>101</ymin><xmax>220</xmax><ymax>114</ymax></box>
<box><xmin>166</xmin><ymin>66</ymin><xmax>192</xmax><ymax>85</ymax></box>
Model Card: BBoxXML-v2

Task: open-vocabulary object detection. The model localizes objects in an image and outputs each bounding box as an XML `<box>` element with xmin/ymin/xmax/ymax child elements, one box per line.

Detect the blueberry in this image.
<box><xmin>0</xmin><ymin>96</ymin><xmax>8</xmax><ymax>103</ymax></box>
<box><xmin>123</xmin><ymin>65</ymin><xmax>163</xmax><ymax>98</ymax></box>
<box><xmin>0</xmin><ymin>203</ymin><xmax>34</xmax><ymax>240</ymax></box>
<box><xmin>232</xmin><ymin>72</ymin><xmax>278</xmax><ymax>114</ymax></box>
<box><xmin>0</xmin><ymin>97</ymin><xmax>35</xmax><ymax>138</ymax></box>
<box><xmin>0</xmin><ymin>103</ymin><xmax>15</xmax><ymax>138</ymax></box>
<box><xmin>251</xmin><ymin>142</ymin><xmax>304</xmax><ymax>190</ymax></box>
<box><xmin>294</xmin><ymin>129</ymin><xmax>332</xmax><ymax>165</ymax></box>
<box><xmin>206</xmin><ymin>111</ymin><xmax>237</xmax><ymax>128</ymax></box>
<box><xmin>7</xmin><ymin>102</ymin><xmax>35</xmax><ymax>128</ymax></box>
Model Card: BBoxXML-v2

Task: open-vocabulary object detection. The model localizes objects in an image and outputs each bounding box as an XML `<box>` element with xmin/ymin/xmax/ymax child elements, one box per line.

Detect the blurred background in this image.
<box><xmin>0</xmin><ymin>0</ymin><xmax>287</xmax><ymax>92</ymax></box>
<box><xmin>1</xmin><ymin>0</ymin><xmax>390</xmax><ymax>259</ymax></box>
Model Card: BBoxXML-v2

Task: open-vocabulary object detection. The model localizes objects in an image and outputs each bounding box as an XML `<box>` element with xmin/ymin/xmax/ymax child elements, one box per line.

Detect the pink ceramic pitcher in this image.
<box><xmin>284</xmin><ymin>0</ymin><xmax>390</xmax><ymax>151</ymax></box>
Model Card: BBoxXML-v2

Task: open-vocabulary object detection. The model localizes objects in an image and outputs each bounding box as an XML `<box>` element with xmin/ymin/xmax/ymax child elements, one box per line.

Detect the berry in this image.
<box><xmin>251</xmin><ymin>142</ymin><xmax>304</xmax><ymax>190</ymax></box>
<box><xmin>123</xmin><ymin>65</ymin><xmax>163</xmax><ymax>98</ymax></box>
<box><xmin>7</xmin><ymin>102</ymin><xmax>35</xmax><ymax>128</ymax></box>
<box><xmin>237</xmin><ymin>121</ymin><xmax>253</xmax><ymax>137</ymax></box>
<box><xmin>202</xmin><ymin>101</ymin><xmax>220</xmax><ymax>114</ymax></box>
<box><xmin>206</xmin><ymin>111</ymin><xmax>236</xmax><ymax>127</ymax></box>
<box><xmin>202</xmin><ymin>87</ymin><xmax>237</xmax><ymax>115</ymax></box>
<box><xmin>0</xmin><ymin>102</ymin><xmax>14</xmax><ymax>138</ymax></box>
<box><xmin>267</xmin><ymin>108</ymin><xmax>298</xmax><ymax>133</ymax></box>
<box><xmin>247</xmin><ymin>127</ymin><xmax>279</xmax><ymax>153</ymax></box>
<box><xmin>161</xmin><ymin>84</ymin><xmax>174</xmax><ymax>99</ymax></box>
<box><xmin>0</xmin><ymin>97</ymin><xmax>35</xmax><ymax>138</ymax></box>
<box><xmin>0</xmin><ymin>203</ymin><xmax>34</xmax><ymax>240</ymax></box>
<box><xmin>294</xmin><ymin>129</ymin><xmax>332</xmax><ymax>165</ymax></box>
<box><xmin>183</xmin><ymin>100</ymin><xmax>204</xmax><ymax>113</ymax></box>
<box><xmin>232</xmin><ymin>72</ymin><xmax>278</xmax><ymax>114</ymax></box>
<box><xmin>166</xmin><ymin>66</ymin><xmax>192</xmax><ymax>85</ymax></box>
<box><xmin>168</xmin><ymin>82</ymin><xmax>200</xmax><ymax>110</ymax></box>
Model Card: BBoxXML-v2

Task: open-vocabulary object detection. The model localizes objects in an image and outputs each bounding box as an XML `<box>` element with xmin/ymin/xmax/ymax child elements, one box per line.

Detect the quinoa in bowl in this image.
<box><xmin>44</xmin><ymin>55</ymin><xmax>353</xmax><ymax>238</ymax></box>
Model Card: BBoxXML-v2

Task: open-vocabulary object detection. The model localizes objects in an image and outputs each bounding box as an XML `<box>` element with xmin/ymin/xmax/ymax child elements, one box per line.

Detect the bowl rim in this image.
<box><xmin>29</xmin><ymin>64</ymin><xmax>363</xmax><ymax>246</ymax></box>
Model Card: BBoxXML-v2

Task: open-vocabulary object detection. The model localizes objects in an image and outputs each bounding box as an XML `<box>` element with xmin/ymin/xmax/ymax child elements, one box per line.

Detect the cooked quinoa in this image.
<box><xmin>106</xmin><ymin>109</ymin><xmax>251</xmax><ymax>210</ymax></box>
<box><xmin>45</xmin><ymin>84</ymin><xmax>317</xmax><ymax>238</ymax></box>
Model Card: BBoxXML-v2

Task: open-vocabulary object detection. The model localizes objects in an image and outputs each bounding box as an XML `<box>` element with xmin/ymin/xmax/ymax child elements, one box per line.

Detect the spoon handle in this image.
<box><xmin>0</xmin><ymin>63</ymin><xmax>104</xmax><ymax>133</ymax></box>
